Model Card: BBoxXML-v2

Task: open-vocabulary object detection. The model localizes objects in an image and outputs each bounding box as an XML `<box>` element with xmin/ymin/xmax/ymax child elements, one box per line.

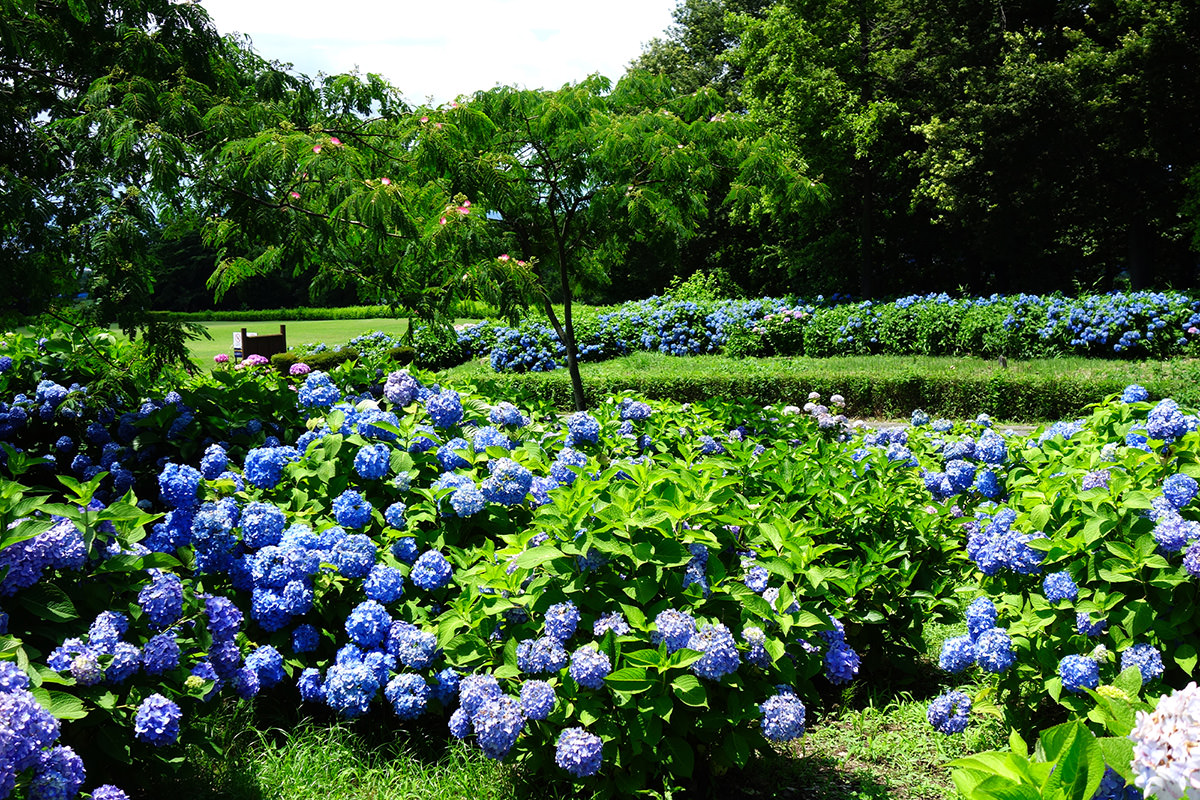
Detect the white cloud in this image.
<box><xmin>199</xmin><ymin>0</ymin><xmax>676</xmax><ymax>103</ymax></box>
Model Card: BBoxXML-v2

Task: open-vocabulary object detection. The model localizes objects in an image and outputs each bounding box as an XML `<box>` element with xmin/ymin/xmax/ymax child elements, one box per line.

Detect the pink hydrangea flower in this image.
<box><xmin>290</xmin><ymin>362</ymin><xmax>311</xmax><ymax>376</ymax></box>
<box><xmin>241</xmin><ymin>354</ymin><xmax>269</xmax><ymax>368</ymax></box>
<box><xmin>214</xmin><ymin>353</ymin><xmax>229</xmax><ymax>364</ymax></box>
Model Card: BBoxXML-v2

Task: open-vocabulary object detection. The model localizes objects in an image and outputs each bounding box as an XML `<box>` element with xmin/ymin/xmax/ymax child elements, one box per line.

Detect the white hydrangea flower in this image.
<box><xmin>1130</xmin><ymin>681</ymin><xmax>1200</xmax><ymax>800</ymax></box>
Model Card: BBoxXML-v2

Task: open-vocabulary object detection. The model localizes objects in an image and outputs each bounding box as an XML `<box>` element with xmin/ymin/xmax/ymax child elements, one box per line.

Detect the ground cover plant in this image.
<box><xmin>2</xmin><ymin>322</ymin><xmax>1200</xmax><ymax>800</ymax></box>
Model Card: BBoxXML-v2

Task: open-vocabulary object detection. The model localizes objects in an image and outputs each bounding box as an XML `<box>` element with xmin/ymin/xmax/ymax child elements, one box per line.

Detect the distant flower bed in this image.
<box><xmin>457</xmin><ymin>291</ymin><xmax>1200</xmax><ymax>371</ymax></box>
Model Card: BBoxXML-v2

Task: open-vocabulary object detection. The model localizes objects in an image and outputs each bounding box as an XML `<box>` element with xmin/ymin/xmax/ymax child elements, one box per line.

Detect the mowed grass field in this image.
<box><xmin>187</xmin><ymin>319</ymin><xmax>416</xmax><ymax>365</ymax></box>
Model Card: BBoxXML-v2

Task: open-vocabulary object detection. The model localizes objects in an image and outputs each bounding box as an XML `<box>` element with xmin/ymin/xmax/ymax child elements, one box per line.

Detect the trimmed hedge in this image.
<box><xmin>270</xmin><ymin>347</ymin><xmax>360</xmax><ymax>373</ymax></box>
<box><xmin>448</xmin><ymin>355</ymin><xmax>1200</xmax><ymax>421</ymax></box>
<box><xmin>152</xmin><ymin>299</ymin><xmax>498</xmax><ymax>323</ymax></box>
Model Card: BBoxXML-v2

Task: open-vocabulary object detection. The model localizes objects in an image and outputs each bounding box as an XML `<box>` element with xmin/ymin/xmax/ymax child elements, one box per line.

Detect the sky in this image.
<box><xmin>200</xmin><ymin>0</ymin><xmax>679</xmax><ymax>106</ymax></box>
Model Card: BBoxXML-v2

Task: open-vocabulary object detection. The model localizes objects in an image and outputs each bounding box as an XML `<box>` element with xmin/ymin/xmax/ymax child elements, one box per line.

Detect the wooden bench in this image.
<box><xmin>233</xmin><ymin>325</ymin><xmax>287</xmax><ymax>360</ymax></box>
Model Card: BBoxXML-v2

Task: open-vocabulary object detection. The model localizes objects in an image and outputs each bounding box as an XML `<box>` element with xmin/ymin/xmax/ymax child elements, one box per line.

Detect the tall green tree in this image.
<box><xmin>453</xmin><ymin>73</ymin><xmax>817</xmax><ymax>408</ymax></box>
<box><xmin>735</xmin><ymin>0</ymin><xmax>1200</xmax><ymax>295</ymax></box>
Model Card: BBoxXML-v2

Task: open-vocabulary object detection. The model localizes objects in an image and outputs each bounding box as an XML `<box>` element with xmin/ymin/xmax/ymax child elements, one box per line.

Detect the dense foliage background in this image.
<box><xmin>3</xmin><ymin>0</ymin><xmax>1197</xmax><ymax>329</ymax></box>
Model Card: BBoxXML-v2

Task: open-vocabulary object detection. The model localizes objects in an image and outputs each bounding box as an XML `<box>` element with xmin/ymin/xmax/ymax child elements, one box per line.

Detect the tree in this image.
<box><xmin>0</xmin><ymin>0</ymin><xmax>308</xmax><ymax>366</ymax></box>
<box><xmin>735</xmin><ymin>0</ymin><xmax>1200</xmax><ymax>296</ymax></box>
<box><xmin>450</xmin><ymin>73</ymin><xmax>818</xmax><ymax>409</ymax></box>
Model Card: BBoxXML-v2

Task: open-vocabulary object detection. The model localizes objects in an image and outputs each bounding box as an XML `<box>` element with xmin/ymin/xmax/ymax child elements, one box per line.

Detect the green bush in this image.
<box><xmin>270</xmin><ymin>348</ymin><xmax>360</xmax><ymax>374</ymax></box>
<box><xmin>412</xmin><ymin>324</ymin><xmax>469</xmax><ymax>371</ymax></box>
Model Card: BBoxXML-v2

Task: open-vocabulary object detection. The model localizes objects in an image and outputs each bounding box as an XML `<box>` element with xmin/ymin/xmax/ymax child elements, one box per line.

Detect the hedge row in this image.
<box><xmin>152</xmin><ymin>299</ymin><xmax>497</xmax><ymax>323</ymax></box>
<box><xmin>457</xmin><ymin>362</ymin><xmax>1200</xmax><ymax>421</ymax></box>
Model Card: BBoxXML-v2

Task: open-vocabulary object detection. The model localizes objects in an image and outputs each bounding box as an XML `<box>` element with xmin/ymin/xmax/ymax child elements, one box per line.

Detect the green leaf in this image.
<box><xmin>1096</xmin><ymin>737</ymin><xmax>1135</xmax><ymax>782</ymax></box>
<box><xmin>17</xmin><ymin>583</ymin><xmax>78</xmax><ymax>622</ymax></box>
<box><xmin>605</xmin><ymin>667</ymin><xmax>655</xmax><ymax>694</ymax></box>
<box><xmin>514</xmin><ymin>546</ymin><xmax>566</xmax><ymax>570</ymax></box>
<box><xmin>30</xmin><ymin>686</ymin><xmax>88</xmax><ymax>720</ymax></box>
<box><xmin>1172</xmin><ymin>643</ymin><xmax>1198</xmax><ymax>675</ymax></box>
<box><xmin>671</xmin><ymin>673</ymin><xmax>707</xmax><ymax>707</ymax></box>
<box><xmin>663</xmin><ymin>736</ymin><xmax>694</xmax><ymax>778</ymax></box>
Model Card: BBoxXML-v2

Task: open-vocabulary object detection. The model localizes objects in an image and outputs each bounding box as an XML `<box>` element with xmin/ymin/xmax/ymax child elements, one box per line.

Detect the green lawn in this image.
<box><xmin>187</xmin><ymin>319</ymin><xmax>416</xmax><ymax>365</ymax></box>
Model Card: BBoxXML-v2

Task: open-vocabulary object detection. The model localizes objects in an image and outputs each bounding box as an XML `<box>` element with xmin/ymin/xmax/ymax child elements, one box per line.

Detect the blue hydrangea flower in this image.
<box><xmin>297</xmin><ymin>371</ymin><xmax>341</xmax><ymax>408</ymax></box>
<box><xmin>593</xmin><ymin>611</ymin><xmax>631</xmax><ymax>637</ymax></box>
<box><xmin>1120</xmin><ymin>643</ymin><xmax>1164</xmax><ymax>685</ymax></box>
<box><xmin>364</xmin><ymin>565</ymin><xmax>405</xmax><ymax>603</ymax></box>
<box><xmin>689</xmin><ymin>623</ymin><xmax>741</xmax><ymax>681</ymax></box>
<box><xmin>1</xmin><ymin>684</ymin><xmax>60</xmax><ymax>774</ymax></box>
<box><xmin>432</xmin><ymin>668</ymin><xmax>460</xmax><ymax>705</ymax></box>
<box><xmin>138</xmin><ymin>572</ymin><xmax>183</xmax><ymax>630</ymax></box>
<box><xmin>425</xmin><ymin>389</ymin><xmax>464</xmax><ymax>429</ymax></box>
<box><xmin>1059</xmin><ymin>654</ymin><xmax>1100</xmax><ymax>693</ymax></box>
<box><xmin>345</xmin><ymin>600</ymin><xmax>392</xmax><ymax>648</ymax></box>
<box><xmin>519</xmin><ymin>680</ymin><xmax>556</xmax><ymax>720</ymax></box>
<box><xmin>974</xmin><ymin>628</ymin><xmax>1015</xmax><ymax>673</ymax></box>
<box><xmin>0</xmin><ymin>661</ymin><xmax>30</xmax><ymax>692</ymax></box>
<box><xmin>550</xmin><ymin>448</ymin><xmax>589</xmax><ymax>486</ymax></box>
<box><xmin>472</xmin><ymin>695</ymin><xmax>525</xmax><ymax>759</ymax></box>
<box><xmin>480</xmin><ymin>458</ymin><xmax>533</xmax><ymax>506</ymax></box>
<box><xmin>1163</xmin><ymin>474</ymin><xmax>1198</xmax><ymax>509</ymax></box>
<box><xmin>332</xmin><ymin>489</ymin><xmax>373</xmax><ymax>529</ymax></box>
<box><xmin>239</xmin><ymin>501</ymin><xmax>286</xmax><ymax>549</ymax></box>
<box><xmin>354</xmin><ymin>444</ymin><xmax>392</xmax><ymax>480</ymax></box>
<box><xmin>1043</xmin><ymin>571</ymin><xmax>1079</xmax><ymax>603</ymax></box>
<box><xmin>965</xmin><ymin>597</ymin><xmax>997</xmax><ymax>639</ymax></box>
<box><xmin>385</xmin><ymin>673</ymin><xmax>430</xmax><ymax>720</ymax></box>
<box><xmin>331</xmin><ymin>533</ymin><xmax>376</xmax><ymax>578</ymax></box>
<box><xmin>545</xmin><ymin>602</ymin><xmax>580</xmax><ymax>642</ymax></box>
<box><xmin>569</xmin><ymin>646</ymin><xmax>612</xmax><ymax>689</ymax></box>
<box><xmin>744</xmin><ymin>565</ymin><xmax>770</xmax><ymax>593</ymax></box>
<box><xmin>134</xmin><ymin>694</ymin><xmax>182</xmax><ymax>746</ymax></box>
<box><xmin>554</xmin><ymin>727</ymin><xmax>603</xmax><ymax>777</ymax></box>
<box><xmin>322</xmin><ymin>659</ymin><xmax>380</xmax><ymax>718</ymax></box>
<box><xmin>450</xmin><ymin>484</ymin><xmax>486</xmax><ymax>517</ymax></box>
<box><xmin>1121</xmin><ymin>384</ymin><xmax>1149</xmax><ymax>403</ymax></box>
<box><xmin>292</xmin><ymin>623</ymin><xmax>320</xmax><ymax>654</ymax></box>
<box><xmin>1148</xmin><ymin>399</ymin><xmax>1188</xmax><ymax>442</ymax></box>
<box><xmin>387</xmin><ymin>621</ymin><xmax>440</xmax><ymax>669</ymax></box>
<box><xmin>938</xmin><ymin>635</ymin><xmax>975</xmax><ymax>673</ymax></box>
<box><xmin>298</xmin><ymin>667</ymin><xmax>324</xmax><ymax>703</ymax></box>
<box><xmin>760</xmin><ymin>688</ymin><xmax>806</xmax><ymax>741</ymax></box>
<box><xmin>1077</xmin><ymin>612</ymin><xmax>1108</xmax><ymax>637</ymax></box>
<box><xmin>448</xmin><ymin>707</ymin><xmax>472</xmax><ymax>739</ymax></box>
<box><xmin>384</xmin><ymin>502</ymin><xmax>407</xmax><ymax>530</ymax></box>
<box><xmin>564</xmin><ymin>412</ymin><xmax>600</xmax><ymax>446</ymax></box>
<box><xmin>106</xmin><ymin>642</ymin><xmax>141</xmax><ymax>684</ymax></box>
<box><xmin>242</xmin><ymin>446</ymin><xmax>300</xmax><ymax>490</ymax></box>
<box><xmin>823</xmin><ymin>640</ymin><xmax>860</xmax><ymax>685</ymax></box>
<box><xmin>743</xmin><ymin>625</ymin><xmax>770</xmax><ymax>668</ymax></box>
<box><xmin>200</xmin><ymin>444</ymin><xmax>229</xmax><ymax>480</ymax></box>
<box><xmin>927</xmin><ymin>690</ymin><xmax>971</xmax><ymax>734</ymax></box>
<box><xmin>1081</xmin><ymin>469</ymin><xmax>1111</xmax><ymax>491</ymax></box>
<box><xmin>391</xmin><ymin>536</ymin><xmax>419</xmax><ymax>564</ymax></box>
<box><xmin>436</xmin><ymin>438</ymin><xmax>472</xmax><ymax>471</ymax></box>
<box><xmin>653</xmin><ymin>609</ymin><xmax>696</xmax><ymax>653</ymax></box>
<box><xmin>411</xmin><ymin>550</ymin><xmax>453</xmax><ymax>591</ymax></box>
<box><xmin>473</xmin><ymin>426</ymin><xmax>511</xmax><ymax>451</ymax></box>
<box><xmin>91</xmin><ymin>786</ymin><xmax>131</xmax><ymax>800</ymax></box>
<box><xmin>158</xmin><ymin>463</ymin><xmax>202</xmax><ymax>509</ymax></box>
<box><xmin>28</xmin><ymin>744</ymin><xmax>86</xmax><ymax>800</ymax></box>
<box><xmin>1185</xmin><ymin>541</ymin><xmax>1200</xmax><ymax>577</ymax></box>
<box><xmin>205</xmin><ymin>595</ymin><xmax>243</xmax><ymax>638</ymax></box>
<box><xmin>516</xmin><ymin>636</ymin><xmax>569</xmax><ymax>674</ymax></box>
<box><xmin>489</xmin><ymin>402</ymin><xmax>529</xmax><ymax>427</ymax></box>
<box><xmin>245</xmin><ymin>645</ymin><xmax>286</xmax><ymax>689</ymax></box>
<box><xmin>1152</xmin><ymin>513</ymin><xmax>1199</xmax><ymax>553</ymax></box>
